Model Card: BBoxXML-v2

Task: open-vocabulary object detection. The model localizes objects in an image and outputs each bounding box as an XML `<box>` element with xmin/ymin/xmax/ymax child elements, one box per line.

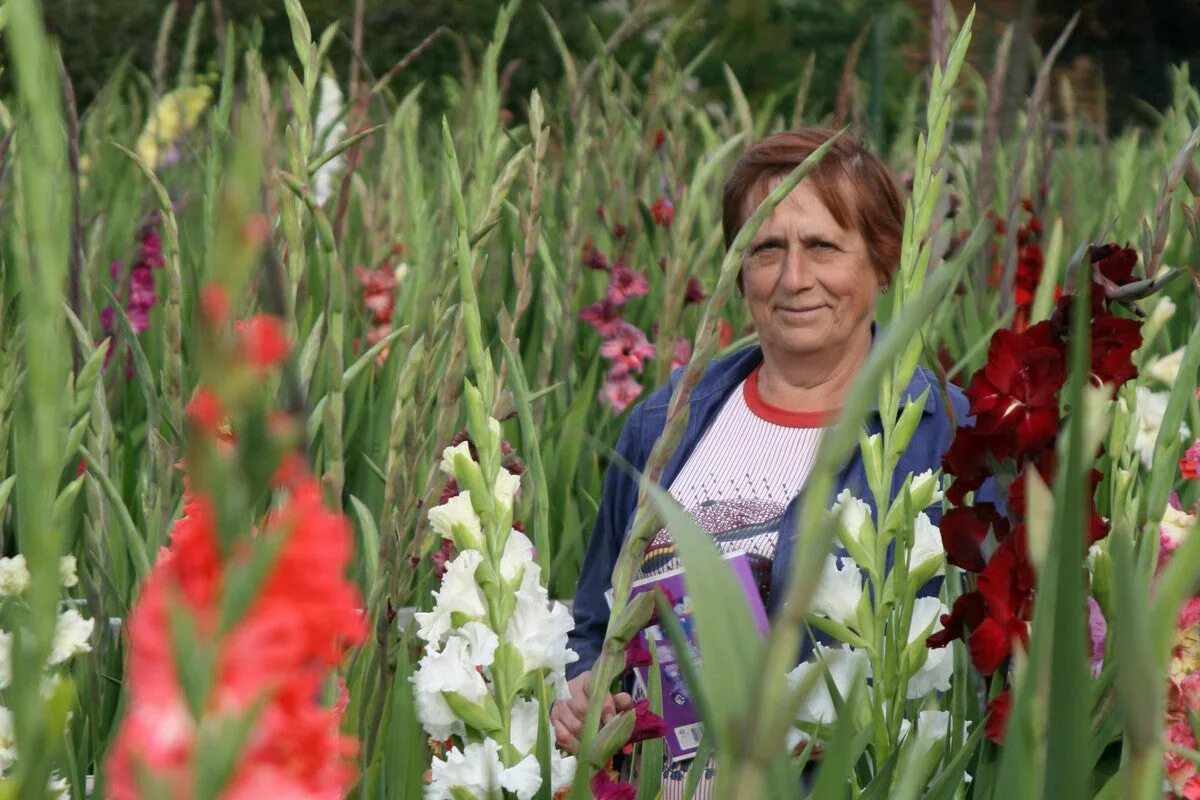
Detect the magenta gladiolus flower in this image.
<box><xmin>590</xmin><ymin>770</ymin><xmax>636</xmax><ymax>800</ymax></box>
<box><xmin>629</xmin><ymin>699</ymin><xmax>668</xmax><ymax>743</ymax></box>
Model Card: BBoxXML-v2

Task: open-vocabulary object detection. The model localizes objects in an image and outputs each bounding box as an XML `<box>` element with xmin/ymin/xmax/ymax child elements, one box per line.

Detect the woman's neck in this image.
<box><xmin>756</xmin><ymin>327</ymin><xmax>872</xmax><ymax>414</ymax></box>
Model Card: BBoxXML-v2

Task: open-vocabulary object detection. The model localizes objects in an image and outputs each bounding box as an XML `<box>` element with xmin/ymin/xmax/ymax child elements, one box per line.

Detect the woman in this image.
<box><xmin>552</xmin><ymin>128</ymin><xmax>971</xmax><ymax>788</ymax></box>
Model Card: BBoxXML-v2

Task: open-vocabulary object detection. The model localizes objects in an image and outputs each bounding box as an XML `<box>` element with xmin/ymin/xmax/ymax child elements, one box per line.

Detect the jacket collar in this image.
<box><xmin>682</xmin><ymin>322</ymin><xmax>938</xmax><ymax>418</ymax></box>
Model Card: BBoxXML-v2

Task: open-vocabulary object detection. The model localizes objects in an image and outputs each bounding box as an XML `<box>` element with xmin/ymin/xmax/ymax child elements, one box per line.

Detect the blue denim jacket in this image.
<box><xmin>567</xmin><ymin>340</ymin><xmax>983</xmax><ymax>680</ymax></box>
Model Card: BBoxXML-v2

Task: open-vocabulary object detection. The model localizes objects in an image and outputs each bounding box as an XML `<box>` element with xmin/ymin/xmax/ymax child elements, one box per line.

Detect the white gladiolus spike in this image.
<box><xmin>439</xmin><ymin>441</ymin><xmax>475</xmax><ymax>477</ymax></box>
<box><xmin>505</xmin><ymin>566</ymin><xmax>579</xmax><ymax>700</ymax></box>
<box><xmin>811</xmin><ymin>555</ymin><xmax>864</xmax><ymax>628</ymax></box>
<box><xmin>910</xmin><ymin>513</ymin><xmax>946</xmax><ymax>573</ymax></box>
<box><xmin>49</xmin><ymin>609</ymin><xmax>93</xmax><ymax>666</ymax></box>
<box><xmin>494</xmin><ymin>468</ymin><xmax>522</xmax><ymax>512</ymax></box>
<box><xmin>428</xmin><ymin>491</ymin><xmax>483</xmax><ymax>545</ymax></box>
<box><xmin>414</xmin><ymin>550</ymin><xmax>488</xmax><ymax>646</ymax></box>
<box><xmin>58</xmin><ymin>556</ymin><xmax>78</xmax><ymax>589</ymax></box>
<box><xmin>0</xmin><ymin>556</ymin><xmax>30</xmax><ymax>597</ymax></box>
<box><xmin>1146</xmin><ymin>347</ymin><xmax>1186</xmax><ymax>386</ymax></box>
<box><xmin>412</xmin><ymin>635</ymin><xmax>490</xmax><ymax>742</ymax></box>
<box><xmin>500</xmin><ymin>529</ymin><xmax>535</xmax><ymax>582</ymax></box>
<box><xmin>1133</xmin><ymin>386</ymin><xmax>1190</xmax><ymax>468</ymax></box>
<box><xmin>906</xmin><ymin>598</ymin><xmax>953</xmax><ymax>699</ymax></box>
<box><xmin>832</xmin><ymin>490</ymin><xmax>871</xmax><ymax>544</ymax></box>
<box><xmin>788</xmin><ymin>644</ymin><xmax>870</xmax><ymax>725</ymax></box>
<box><xmin>0</xmin><ymin>631</ymin><xmax>10</xmax><ymax>690</ymax></box>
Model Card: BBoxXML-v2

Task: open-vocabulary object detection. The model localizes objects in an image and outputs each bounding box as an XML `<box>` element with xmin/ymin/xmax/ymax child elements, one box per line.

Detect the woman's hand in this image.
<box><xmin>550</xmin><ymin>670</ymin><xmax>634</xmax><ymax>754</ymax></box>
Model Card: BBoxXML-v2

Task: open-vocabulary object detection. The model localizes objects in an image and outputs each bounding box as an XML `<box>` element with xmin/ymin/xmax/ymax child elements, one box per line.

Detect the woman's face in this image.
<box><xmin>741</xmin><ymin>179</ymin><xmax>882</xmax><ymax>364</ymax></box>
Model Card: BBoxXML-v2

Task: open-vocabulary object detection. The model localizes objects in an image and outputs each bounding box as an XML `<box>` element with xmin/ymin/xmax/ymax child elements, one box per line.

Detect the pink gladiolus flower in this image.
<box><xmin>600</xmin><ymin>321</ymin><xmax>654</xmax><ymax>374</ymax></box>
<box><xmin>601</xmin><ymin>371</ymin><xmax>642</xmax><ymax>415</ymax></box>
<box><xmin>1087</xmin><ymin>596</ymin><xmax>1106</xmax><ymax>677</ymax></box>
<box><xmin>580</xmin><ymin>301</ymin><xmax>621</xmax><ymax>338</ymax></box>
<box><xmin>671</xmin><ymin>339</ymin><xmax>691</xmax><ymax>370</ymax></box>
<box><xmin>605</xmin><ymin>262</ymin><xmax>650</xmax><ymax>306</ymax></box>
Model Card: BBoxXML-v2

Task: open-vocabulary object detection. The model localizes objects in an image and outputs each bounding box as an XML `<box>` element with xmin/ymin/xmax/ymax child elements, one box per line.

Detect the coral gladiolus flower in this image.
<box><xmin>1182</xmin><ymin>441</ymin><xmax>1200</xmax><ymax>480</ymax></box>
<box><xmin>185</xmin><ymin>388</ymin><xmax>225</xmax><ymax>437</ymax></box>
<box><xmin>236</xmin><ymin>315</ymin><xmax>290</xmax><ymax>370</ymax></box>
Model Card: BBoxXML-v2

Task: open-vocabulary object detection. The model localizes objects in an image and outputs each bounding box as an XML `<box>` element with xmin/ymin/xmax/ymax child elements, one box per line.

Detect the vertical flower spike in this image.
<box><xmin>414</xmin><ymin>422</ymin><xmax>578</xmax><ymax>799</ymax></box>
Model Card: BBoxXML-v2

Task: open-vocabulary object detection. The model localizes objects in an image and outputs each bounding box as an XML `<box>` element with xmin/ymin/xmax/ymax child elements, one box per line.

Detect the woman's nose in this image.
<box><xmin>779</xmin><ymin>248</ymin><xmax>816</xmax><ymax>292</ymax></box>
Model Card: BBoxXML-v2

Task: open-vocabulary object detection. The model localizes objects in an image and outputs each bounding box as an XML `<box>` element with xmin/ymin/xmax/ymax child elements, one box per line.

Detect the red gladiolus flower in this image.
<box><xmin>968</xmin><ymin>617</ymin><xmax>1011</xmax><ymax>675</ymax></box>
<box><xmin>630</xmin><ymin>699</ymin><xmax>669</xmax><ymax>743</ymax></box>
<box><xmin>1181</xmin><ymin>441</ymin><xmax>1200</xmax><ymax>480</ymax></box>
<box><xmin>927</xmin><ymin>591</ymin><xmax>986</xmax><ymax>649</ymax></box>
<box><xmin>1089</xmin><ymin>314</ymin><xmax>1142</xmax><ymax>388</ymax></box>
<box><xmin>684</xmin><ymin>276</ymin><xmax>707</xmax><ymax>306</ymax></box>
<box><xmin>200</xmin><ymin>284</ymin><xmax>230</xmax><ymax>326</ymax></box>
<box><xmin>652</xmin><ymin>128</ymin><xmax>666</xmax><ymax>150</ymax></box>
<box><xmin>236</xmin><ymin>315</ymin><xmax>290</xmax><ymax>370</ymax></box>
<box><xmin>650</xmin><ymin>196</ymin><xmax>674</xmax><ymax>229</ymax></box>
<box><xmin>186</xmin><ymin>388</ymin><xmax>225</xmax><ymax>437</ymax></box>
<box><xmin>717</xmin><ymin>320</ymin><xmax>734</xmax><ymax>350</ymax></box>
<box><xmin>939</xmin><ymin>504</ymin><xmax>1008</xmax><ymax>572</ymax></box>
<box><xmin>985</xmin><ymin>691</ymin><xmax>1012</xmax><ymax>744</ymax></box>
<box><xmin>1090</xmin><ymin>243</ymin><xmax>1139</xmax><ymax>289</ymax></box>
<box><xmin>941</xmin><ymin>427</ymin><xmax>995</xmax><ymax>505</ymax></box>
<box><xmin>965</xmin><ymin>328</ymin><xmax>1065</xmax><ymax>459</ymax></box>
<box><xmin>606</xmin><ymin>262</ymin><xmax>650</xmax><ymax>306</ymax></box>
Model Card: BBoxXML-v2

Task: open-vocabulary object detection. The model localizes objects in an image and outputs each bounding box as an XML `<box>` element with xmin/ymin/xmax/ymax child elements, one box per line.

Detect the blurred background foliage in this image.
<box><xmin>27</xmin><ymin>0</ymin><xmax>1200</xmax><ymax>153</ymax></box>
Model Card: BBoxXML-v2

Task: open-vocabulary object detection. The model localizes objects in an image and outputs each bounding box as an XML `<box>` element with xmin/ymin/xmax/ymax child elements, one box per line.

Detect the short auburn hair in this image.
<box><xmin>721</xmin><ymin>128</ymin><xmax>905</xmax><ymax>284</ymax></box>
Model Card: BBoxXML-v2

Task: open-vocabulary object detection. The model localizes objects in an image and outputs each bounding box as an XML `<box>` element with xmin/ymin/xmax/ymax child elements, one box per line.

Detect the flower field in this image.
<box><xmin>0</xmin><ymin>0</ymin><xmax>1198</xmax><ymax>797</ymax></box>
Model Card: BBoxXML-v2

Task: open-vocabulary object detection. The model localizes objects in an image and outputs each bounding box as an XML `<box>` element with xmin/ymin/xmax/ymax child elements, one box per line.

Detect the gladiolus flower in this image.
<box><xmin>629</xmin><ymin>700</ymin><xmax>668</xmax><ymax>744</ymax></box>
<box><xmin>964</xmin><ymin>326</ymin><xmax>1064</xmax><ymax>459</ymax></box>
<box><xmin>684</xmin><ymin>276</ymin><xmax>706</xmax><ymax>305</ymax></box>
<box><xmin>580</xmin><ymin>301</ymin><xmax>621</xmax><ymax>338</ymax></box>
<box><xmin>185</xmin><ymin>388</ymin><xmax>225</xmax><ymax>436</ymax></box>
<box><xmin>1181</xmin><ymin>441</ymin><xmax>1200</xmax><ymax>480</ymax></box>
<box><xmin>582</xmin><ymin>239</ymin><xmax>610</xmax><ymax>271</ymax></box>
<box><xmin>236</xmin><ymin>315</ymin><xmax>290</xmax><ymax>370</ymax></box>
<box><xmin>600</xmin><ymin>371</ymin><xmax>642</xmax><ymax>415</ymax></box>
<box><xmin>591</xmin><ymin>768</ymin><xmax>636</xmax><ymax>800</ymax></box>
<box><xmin>671</xmin><ymin>339</ymin><xmax>691</xmax><ymax>370</ymax></box>
<box><xmin>984</xmin><ymin>691</ymin><xmax>1011</xmax><ymax>744</ymax></box>
<box><xmin>939</xmin><ymin>504</ymin><xmax>1008</xmax><ymax>573</ymax></box>
<box><xmin>605</xmin><ymin>262</ymin><xmax>650</xmax><ymax>306</ymax></box>
<box><xmin>600</xmin><ymin>321</ymin><xmax>655</xmax><ymax>374</ymax></box>
<box><xmin>200</xmin><ymin>284</ymin><xmax>230</xmax><ymax>325</ymax></box>
<box><xmin>650</xmin><ymin>196</ymin><xmax>674</xmax><ymax>228</ymax></box>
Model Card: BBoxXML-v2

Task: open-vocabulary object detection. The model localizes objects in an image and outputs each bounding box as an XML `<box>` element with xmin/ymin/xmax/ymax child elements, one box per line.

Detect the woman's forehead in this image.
<box><xmin>743</xmin><ymin>174</ymin><xmax>855</xmax><ymax>232</ymax></box>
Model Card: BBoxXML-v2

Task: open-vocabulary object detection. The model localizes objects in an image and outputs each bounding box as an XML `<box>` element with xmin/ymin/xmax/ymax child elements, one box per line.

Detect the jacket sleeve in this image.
<box><xmin>566</xmin><ymin>405</ymin><xmax>647</xmax><ymax>680</ymax></box>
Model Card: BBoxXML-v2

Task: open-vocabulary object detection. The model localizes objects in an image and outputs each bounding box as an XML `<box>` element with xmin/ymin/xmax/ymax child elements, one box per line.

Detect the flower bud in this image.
<box><xmin>584</xmin><ymin>708</ymin><xmax>635</xmax><ymax>768</ymax></box>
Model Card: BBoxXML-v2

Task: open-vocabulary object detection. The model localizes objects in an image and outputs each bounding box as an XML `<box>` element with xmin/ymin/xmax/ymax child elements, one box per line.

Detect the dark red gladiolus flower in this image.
<box><xmin>1090</xmin><ymin>243</ymin><xmax>1139</xmax><ymax>288</ymax></box>
<box><xmin>985</xmin><ymin>691</ymin><xmax>1012</xmax><ymax>744</ymax></box>
<box><xmin>927</xmin><ymin>591</ymin><xmax>987</xmax><ymax>649</ymax></box>
<box><xmin>968</xmin><ymin>617</ymin><xmax>1011</xmax><ymax>675</ymax></box>
<box><xmin>1089</xmin><ymin>314</ymin><xmax>1142</xmax><ymax>387</ymax></box>
<box><xmin>591</xmin><ymin>769</ymin><xmax>637</xmax><ymax>800</ymax></box>
<box><xmin>941</xmin><ymin>427</ymin><xmax>997</xmax><ymax>505</ymax></box>
<box><xmin>965</xmin><ymin>328</ymin><xmax>1065</xmax><ymax>459</ymax></box>
<box><xmin>684</xmin><ymin>276</ymin><xmax>707</xmax><ymax>305</ymax></box>
<box><xmin>650</xmin><ymin>196</ymin><xmax>674</xmax><ymax>229</ymax></box>
<box><xmin>630</xmin><ymin>699</ymin><xmax>669</xmax><ymax>743</ymax></box>
<box><xmin>652</xmin><ymin>128</ymin><xmax>666</xmax><ymax>150</ymax></box>
<box><xmin>940</xmin><ymin>504</ymin><xmax>1009</xmax><ymax>572</ymax></box>
<box><xmin>624</xmin><ymin>636</ymin><xmax>652</xmax><ymax>671</ymax></box>
<box><xmin>976</xmin><ymin>531</ymin><xmax>1035</xmax><ymax>631</ymax></box>
<box><xmin>583</xmin><ymin>238</ymin><xmax>610</xmax><ymax>271</ymax></box>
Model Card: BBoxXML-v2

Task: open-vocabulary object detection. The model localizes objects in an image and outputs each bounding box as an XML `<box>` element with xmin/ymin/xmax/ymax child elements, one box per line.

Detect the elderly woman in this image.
<box><xmin>553</xmin><ymin>128</ymin><xmax>970</xmax><ymax>788</ymax></box>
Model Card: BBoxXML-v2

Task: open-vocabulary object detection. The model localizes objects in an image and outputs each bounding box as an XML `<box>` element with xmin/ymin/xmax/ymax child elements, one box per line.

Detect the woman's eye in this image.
<box><xmin>812</xmin><ymin>240</ymin><xmax>835</xmax><ymax>250</ymax></box>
